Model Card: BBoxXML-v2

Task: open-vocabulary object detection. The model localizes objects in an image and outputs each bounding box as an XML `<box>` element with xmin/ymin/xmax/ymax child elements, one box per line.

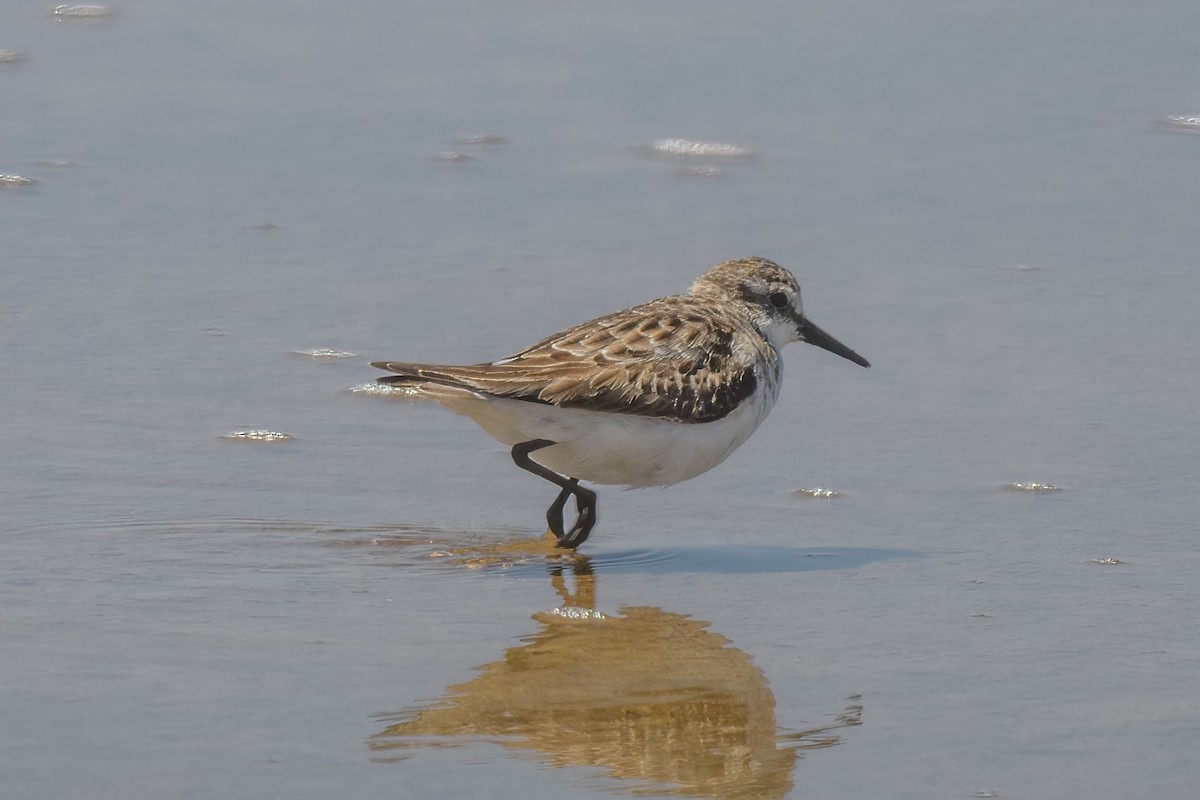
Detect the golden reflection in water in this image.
<box><xmin>371</xmin><ymin>554</ymin><xmax>861</xmax><ymax>800</ymax></box>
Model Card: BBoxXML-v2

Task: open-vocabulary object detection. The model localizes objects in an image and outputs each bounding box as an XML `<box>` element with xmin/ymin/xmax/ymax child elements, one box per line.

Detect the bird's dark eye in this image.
<box><xmin>768</xmin><ymin>292</ymin><xmax>788</xmax><ymax>309</ymax></box>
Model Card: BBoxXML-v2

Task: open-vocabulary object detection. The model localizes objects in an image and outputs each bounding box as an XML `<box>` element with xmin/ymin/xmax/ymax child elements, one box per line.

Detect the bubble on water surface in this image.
<box><xmin>222</xmin><ymin>430</ymin><xmax>294</xmax><ymax>442</ymax></box>
<box><xmin>52</xmin><ymin>4</ymin><xmax>116</xmax><ymax>18</ymax></box>
<box><xmin>649</xmin><ymin>138</ymin><xmax>756</xmax><ymax>159</ymax></box>
<box><xmin>1161</xmin><ymin>114</ymin><xmax>1200</xmax><ymax>134</ymax></box>
<box><xmin>348</xmin><ymin>382</ymin><xmax>420</xmax><ymax>398</ymax></box>
<box><xmin>550</xmin><ymin>607</ymin><xmax>607</xmax><ymax>621</ymax></box>
<box><xmin>1005</xmin><ymin>482</ymin><xmax>1062</xmax><ymax>492</ymax></box>
<box><xmin>293</xmin><ymin>348</ymin><xmax>357</xmax><ymax>361</ymax></box>
<box><xmin>793</xmin><ymin>487</ymin><xmax>841</xmax><ymax>498</ymax></box>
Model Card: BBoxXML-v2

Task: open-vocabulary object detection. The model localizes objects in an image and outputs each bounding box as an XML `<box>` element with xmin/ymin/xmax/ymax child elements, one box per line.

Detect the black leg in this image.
<box><xmin>511</xmin><ymin>439</ymin><xmax>598</xmax><ymax>548</ymax></box>
<box><xmin>561</xmin><ymin>483</ymin><xmax>597</xmax><ymax>548</ymax></box>
<box><xmin>545</xmin><ymin>481</ymin><xmax>574</xmax><ymax>541</ymax></box>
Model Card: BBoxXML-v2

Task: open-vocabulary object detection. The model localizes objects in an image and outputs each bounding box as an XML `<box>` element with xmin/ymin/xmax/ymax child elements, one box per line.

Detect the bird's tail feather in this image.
<box><xmin>370</xmin><ymin>361</ymin><xmax>489</xmax><ymax>401</ymax></box>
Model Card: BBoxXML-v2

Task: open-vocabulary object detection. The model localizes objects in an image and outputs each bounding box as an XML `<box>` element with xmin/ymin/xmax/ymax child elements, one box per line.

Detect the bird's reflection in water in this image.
<box><xmin>371</xmin><ymin>552</ymin><xmax>862</xmax><ymax>800</ymax></box>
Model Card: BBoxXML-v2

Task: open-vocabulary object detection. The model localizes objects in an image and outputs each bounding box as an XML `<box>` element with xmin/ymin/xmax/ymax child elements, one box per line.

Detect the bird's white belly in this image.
<box><xmin>432</xmin><ymin>386</ymin><xmax>778</xmax><ymax>488</ymax></box>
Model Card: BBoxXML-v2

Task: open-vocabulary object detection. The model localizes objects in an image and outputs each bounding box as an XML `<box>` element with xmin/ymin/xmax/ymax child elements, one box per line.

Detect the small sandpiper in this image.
<box><xmin>373</xmin><ymin>257</ymin><xmax>869</xmax><ymax>548</ymax></box>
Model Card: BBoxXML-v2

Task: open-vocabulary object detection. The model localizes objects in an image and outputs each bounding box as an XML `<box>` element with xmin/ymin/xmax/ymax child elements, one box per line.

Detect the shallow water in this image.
<box><xmin>3</xmin><ymin>1</ymin><xmax>1198</xmax><ymax>798</ymax></box>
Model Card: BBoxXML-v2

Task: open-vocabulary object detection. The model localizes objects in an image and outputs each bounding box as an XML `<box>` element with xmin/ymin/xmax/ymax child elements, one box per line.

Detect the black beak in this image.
<box><xmin>798</xmin><ymin>317</ymin><xmax>871</xmax><ymax>368</ymax></box>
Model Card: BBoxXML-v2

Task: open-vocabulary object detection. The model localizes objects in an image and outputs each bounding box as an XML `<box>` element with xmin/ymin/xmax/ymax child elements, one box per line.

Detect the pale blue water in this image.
<box><xmin>3</xmin><ymin>2</ymin><xmax>1198</xmax><ymax>798</ymax></box>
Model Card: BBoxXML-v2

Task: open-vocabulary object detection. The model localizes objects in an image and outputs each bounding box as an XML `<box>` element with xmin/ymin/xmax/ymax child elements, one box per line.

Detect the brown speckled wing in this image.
<box><xmin>372</xmin><ymin>296</ymin><xmax>761</xmax><ymax>424</ymax></box>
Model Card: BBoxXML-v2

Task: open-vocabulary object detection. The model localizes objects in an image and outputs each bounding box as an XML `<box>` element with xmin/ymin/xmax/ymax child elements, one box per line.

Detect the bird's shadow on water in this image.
<box><xmin>321</xmin><ymin>523</ymin><xmax>920</xmax><ymax>577</ymax></box>
<box><xmin>542</xmin><ymin>543</ymin><xmax>917</xmax><ymax>577</ymax></box>
<box><xmin>23</xmin><ymin>516</ymin><xmax>917</xmax><ymax>577</ymax></box>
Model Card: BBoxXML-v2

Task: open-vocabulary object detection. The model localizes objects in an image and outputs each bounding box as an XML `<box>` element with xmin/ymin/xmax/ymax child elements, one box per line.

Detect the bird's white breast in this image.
<box><xmin>430</xmin><ymin>359</ymin><xmax>783</xmax><ymax>487</ymax></box>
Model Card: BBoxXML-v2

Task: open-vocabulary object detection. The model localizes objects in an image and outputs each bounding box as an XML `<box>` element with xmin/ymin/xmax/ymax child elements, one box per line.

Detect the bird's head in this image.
<box><xmin>691</xmin><ymin>257</ymin><xmax>870</xmax><ymax>367</ymax></box>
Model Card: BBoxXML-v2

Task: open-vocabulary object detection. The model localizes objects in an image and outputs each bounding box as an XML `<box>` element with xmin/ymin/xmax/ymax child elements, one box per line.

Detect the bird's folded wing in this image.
<box><xmin>372</xmin><ymin>300</ymin><xmax>759</xmax><ymax>424</ymax></box>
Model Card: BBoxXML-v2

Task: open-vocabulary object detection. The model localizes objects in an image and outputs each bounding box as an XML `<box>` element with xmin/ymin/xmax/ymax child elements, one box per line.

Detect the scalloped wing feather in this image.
<box><xmin>372</xmin><ymin>296</ymin><xmax>767</xmax><ymax>423</ymax></box>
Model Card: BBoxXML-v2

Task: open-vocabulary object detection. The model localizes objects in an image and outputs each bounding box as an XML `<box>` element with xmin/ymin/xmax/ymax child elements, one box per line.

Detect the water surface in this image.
<box><xmin>3</xmin><ymin>2</ymin><xmax>1197</xmax><ymax>798</ymax></box>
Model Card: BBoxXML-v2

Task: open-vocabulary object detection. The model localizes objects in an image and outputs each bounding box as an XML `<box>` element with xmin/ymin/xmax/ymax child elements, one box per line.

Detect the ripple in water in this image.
<box><xmin>9</xmin><ymin>515</ymin><xmax>919</xmax><ymax>579</ymax></box>
<box><xmin>450</xmin><ymin>134</ymin><xmax>507</xmax><ymax>145</ymax></box>
<box><xmin>593</xmin><ymin>545</ymin><xmax>915</xmax><ymax>575</ymax></box>
<box><xmin>429</xmin><ymin>150</ymin><xmax>472</xmax><ymax>163</ymax></box>
<box><xmin>679</xmin><ymin>165</ymin><xmax>723</xmax><ymax>178</ymax></box>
